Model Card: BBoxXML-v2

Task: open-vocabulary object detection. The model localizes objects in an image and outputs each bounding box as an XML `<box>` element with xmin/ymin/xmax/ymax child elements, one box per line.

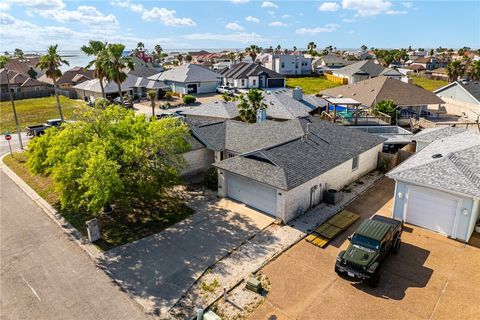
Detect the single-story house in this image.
<box><xmin>387</xmin><ymin>129</ymin><xmax>480</xmax><ymax>242</ymax></box>
<box><xmin>320</xmin><ymin>76</ymin><xmax>445</xmax><ymax>116</ymax></box>
<box><xmin>0</xmin><ymin>68</ymin><xmax>50</xmax><ymax>94</ymax></box>
<box><xmin>38</xmin><ymin>66</ymin><xmax>93</xmax><ymax>89</ymax></box>
<box><xmin>434</xmin><ymin>80</ymin><xmax>480</xmax><ymax>121</ymax></box>
<box><xmin>429</xmin><ymin>68</ymin><xmax>449</xmax><ymax>81</ymax></box>
<box><xmin>131</xmin><ymin>77</ymin><xmax>171</xmax><ymax>99</ymax></box>
<box><xmin>219</xmin><ymin>62</ymin><xmax>285</xmax><ymax>89</ymax></box>
<box><xmin>180</xmin><ymin>88</ymin><xmax>327</xmax><ymax>123</ymax></box>
<box><xmin>157</xmin><ymin>64</ymin><xmax>222</xmax><ymax>95</ymax></box>
<box><xmin>185</xmin><ymin>117</ymin><xmax>385</xmax><ymax>221</ymax></box>
<box><xmin>73</xmin><ymin>73</ymin><xmax>139</xmax><ymax>100</ymax></box>
<box><xmin>413</xmin><ymin>127</ymin><xmax>467</xmax><ymax>151</ymax></box>
<box><xmin>313</xmin><ymin>54</ymin><xmax>351</xmax><ymax>70</ymax></box>
<box><xmin>330</xmin><ymin>60</ymin><xmax>398</xmax><ymax>84</ymax></box>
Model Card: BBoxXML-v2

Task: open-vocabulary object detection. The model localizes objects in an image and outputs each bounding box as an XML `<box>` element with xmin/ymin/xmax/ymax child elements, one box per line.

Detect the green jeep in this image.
<box><xmin>335</xmin><ymin>215</ymin><xmax>403</xmax><ymax>287</ymax></box>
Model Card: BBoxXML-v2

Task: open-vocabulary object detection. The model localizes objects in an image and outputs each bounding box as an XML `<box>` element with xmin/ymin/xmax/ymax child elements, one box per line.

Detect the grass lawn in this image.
<box><xmin>3</xmin><ymin>152</ymin><xmax>194</xmax><ymax>251</ymax></box>
<box><xmin>286</xmin><ymin>76</ymin><xmax>342</xmax><ymax>94</ymax></box>
<box><xmin>411</xmin><ymin>76</ymin><xmax>449</xmax><ymax>92</ymax></box>
<box><xmin>0</xmin><ymin>96</ymin><xmax>86</xmax><ymax>133</ymax></box>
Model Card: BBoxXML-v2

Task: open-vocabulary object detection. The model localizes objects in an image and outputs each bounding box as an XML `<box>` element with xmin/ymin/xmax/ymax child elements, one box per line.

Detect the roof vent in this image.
<box><xmin>432</xmin><ymin>153</ymin><xmax>443</xmax><ymax>159</ymax></box>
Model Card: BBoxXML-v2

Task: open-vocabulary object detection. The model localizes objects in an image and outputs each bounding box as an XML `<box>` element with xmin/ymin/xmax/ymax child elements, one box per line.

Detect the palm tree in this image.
<box><xmin>237</xmin><ymin>88</ymin><xmax>267</xmax><ymax>123</ymax></box>
<box><xmin>185</xmin><ymin>54</ymin><xmax>193</xmax><ymax>63</ymax></box>
<box><xmin>361</xmin><ymin>45</ymin><xmax>368</xmax><ymax>53</ymax></box>
<box><xmin>147</xmin><ymin>90</ymin><xmax>157</xmax><ymax>117</ymax></box>
<box><xmin>81</xmin><ymin>40</ymin><xmax>108</xmax><ymax>99</ymax></box>
<box><xmin>137</xmin><ymin>42</ymin><xmax>145</xmax><ymax>51</ymax></box>
<box><xmin>468</xmin><ymin>60</ymin><xmax>480</xmax><ymax>80</ymax></box>
<box><xmin>245</xmin><ymin>45</ymin><xmax>261</xmax><ymax>61</ymax></box>
<box><xmin>0</xmin><ymin>55</ymin><xmax>23</xmax><ymax>149</ymax></box>
<box><xmin>105</xmin><ymin>43</ymin><xmax>134</xmax><ymax>106</ymax></box>
<box><xmin>36</xmin><ymin>44</ymin><xmax>69</xmax><ymax>122</ymax></box>
<box><xmin>446</xmin><ymin>60</ymin><xmax>465</xmax><ymax>82</ymax></box>
<box><xmin>307</xmin><ymin>42</ymin><xmax>317</xmax><ymax>54</ymax></box>
<box><xmin>228</xmin><ymin>51</ymin><xmax>236</xmax><ymax>63</ymax></box>
<box><xmin>276</xmin><ymin>44</ymin><xmax>281</xmax><ymax>52</ymax></box>
<box><xmin>236</xmin><ymin>52</ymin><xmax>245</xmax><ymax>62</ymax></box>
<box><xmin>176</xmin><ymin>54</ymin><xmax>184</xmax><ymax>64</ymax></box>
<box><xmin>293</xmin><ymin>46</ymin><xmax>297</xmax><ymax>52</ymax></box>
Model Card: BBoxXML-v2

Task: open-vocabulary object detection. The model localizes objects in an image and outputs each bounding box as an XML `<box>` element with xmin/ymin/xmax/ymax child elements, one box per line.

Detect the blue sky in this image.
<box><xmin>1</xmin><ymin>0</ymin><xmax>478</xmax><ymax>51</ymax></box>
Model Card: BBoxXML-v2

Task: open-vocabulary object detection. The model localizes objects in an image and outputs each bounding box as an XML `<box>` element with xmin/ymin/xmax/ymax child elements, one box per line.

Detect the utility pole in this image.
<box><xmin>5</xmin><ymin>69</ymin><xmax>23</xmax><ymax>149</ymax></box>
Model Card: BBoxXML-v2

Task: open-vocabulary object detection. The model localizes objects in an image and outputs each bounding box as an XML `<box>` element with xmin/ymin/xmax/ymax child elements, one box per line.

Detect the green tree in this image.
<box><xmin>36</xmin><ymin>44</ymin><xmax>69</xmax><ymax>122</ymax></box>
<box><xmin>147</xmin><ymin>90</ymin><xmax>157</xmax><ymax>117</ymax></box>
<box><xmin>468</xmin><ymin>60</ymin><xmax>480</xmax><ymax>80</ymax></box>
<box><xmin>236</xmin><ymin>52</ymin><xmax>244</xmax><ymax>62</ymax></box>
<box><xmin>373</xmin><ymin>100</ymin><xmax>399</xmax><ymax>125</ymax></box>
<box><xmin>293</xmin><ymin>46</ymin><xmax>297</xmax><ymax>52</ymax></box>
<box><xmin>237</xmin><ymin>88</ymin><xmax>267</xmax><ymax>123</ymax></box>
<box><xmin>245</xmin><ymin>45</ymin><xmax>261</xmax><ymax>61</ymax></box>
<box><xmin>176</xmin><ymin>54</ymin><xmax>184</xmax><ymax>64</ymax></box>
<box><xmin>446</xmin><ymin>60</ymin><xmax>465</xmax><ymax>81</ymax></box>
<box><xmin>153</xmin><ymin>44</ymin><xmax>163</xmax><ymax>63</ymax></box>
<box><xmin>361</xmin><ymin>45</ymin><xmax>368</xmax><ymax>53</ymax></box>
<box><xmin>185</xmin><ymin>54</ymin><xmax>193</xmax><ymax>63</ymax></box>
<box><xmin>307</xmin><ymin>42</ymin><xmax>317</xmax><ymax>55</ymax></box>
<box><xmin>81</xmin><ymin>40</ymin><xmax>109</xmax><ymax>98</ymax></box>
<box><xmin>0</xmin><ymin>55</ymin><xmax>23</xmax><ymax>149</ymax></box>
<box><xmin>14</xmin><ymin>48</ymin><xmax>24</xmax><ymax>58</ymax></box>
<box><xmin>27</xmin><ymin>106</ymin><xmax>191</xmax><ymax>214</ymax></box>
<box><xmin>27</xmin><ymin>67</ymin><xmax>37</xmax><ymax>78</ymax></box>
<box><xmin>104</xmin><ymin>43</ymin><xmax>134</xmax><ymax>106</ymax></box>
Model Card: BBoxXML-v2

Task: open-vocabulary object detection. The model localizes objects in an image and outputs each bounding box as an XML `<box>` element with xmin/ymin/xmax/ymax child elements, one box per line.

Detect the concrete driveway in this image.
<box><xmin>249</xmin><ymin>178</ymin><xmax>480</xmax><ymax>320</ymax></box>
<box><xmin>100</xmin><ymin>194</ymin><xmax>273</xmax><ymax>317</ymax></box>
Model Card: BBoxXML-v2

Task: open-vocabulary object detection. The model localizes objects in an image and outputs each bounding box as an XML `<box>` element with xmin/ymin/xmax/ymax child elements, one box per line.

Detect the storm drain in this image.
<box><xmin>306</xmin><ymin>210</ymin><xmax>359</xmax><ymax>248</ymax></box>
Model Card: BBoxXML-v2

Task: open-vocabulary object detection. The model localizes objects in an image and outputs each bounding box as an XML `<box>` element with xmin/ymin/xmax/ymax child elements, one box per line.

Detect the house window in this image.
<box><xmin>281</xmin><ymin>62</ymin><xmax>285</xmax><ymax>68</ymax></box>
<box><xmin>253</xmin><ymin>79</ymin><xmax>256</xmax><ymax>86</ymax></box>
<box><xmin>227</xmin><ymin>152</ymin><xmax>236</xmax><ymax>158</ymax></box>
<box><xmin>241</xmin><ymin>79</ymin><xmax>245</xmax><ymax>86</ymax></box>
<box><xmin>352</xmin><ymin>155</ymin><xmax>359</xmax><ymax>171</ymax></box>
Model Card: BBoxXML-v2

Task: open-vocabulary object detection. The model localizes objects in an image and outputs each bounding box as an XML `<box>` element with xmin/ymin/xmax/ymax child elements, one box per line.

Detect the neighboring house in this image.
<box><xmin>429</xmin><ymin>68</ymin><xmax>449</xmax><ymax>81</ymax></box>
<box><xmin>127</xmin><ymin>56</ymin><xmax>163</xmax><ymax>77</ymax></box>
<box><xmin>5</xmin><ymin>56</ymin><xmax>42</xmax><ymax>78</ymax></box>
<box><xmin>0</xmin><ymin>68</ymin><xmax>50</xmax><ymax>94</ymax></box>
<box><xmin>157</xmin><ymin>64</ymin><xmax>222</xmax><ymax>95</ymax></box>
<box><xmin>330</xmin><ymin>60</ymin><xmax>393</xmax><ymax>84</ymax></box>
<box><xmin>219</xmin><ymin>62</ymin><xmax>285</xmax><ymax>89</ymax></box>
<box><xmin>313</xmin><ymin>54</ymin><xmax>350</xmax><ymax>70</ymax></box>
<box><xmin>74</xmin><ymin>73</ymin><xmax>139</xmax><ymax>100</ymax></box>
<box><xmin>38</xmin><ymin>66</ymin><xmax>93</xmax><ymax>89</ymax></box>
<box><xmin>187</xmin><ymin>117</ymin><xmax>385</xmax><ymax>221</ymax></box>
<box><xmin>434</xmin><ymin>80</ymin><xmax>480</xmax><ymax>121</ymax></box>
<box><xmin>131</xmin><ymin>77</ymin><xmax>171</xmax><ymax>99</ymax></box>
<box><xmin>410</xmin><ymin>57</ymin><xmax>449</xmax><ymax>71</ymax></box>
<box><xmin>320</xmin><ymin>76</ymin><xmax>445</xmax><ymax>115</ymax></box>
<box><xmin>398</xmin><ymin>64</ymin><xmax>426</xmax><ymax>75</ymax></box>
<box><xmin>260</xmin><ymin>53</ymin><xmax>312</xmax><ymax>75</ymax></box>
<box><xmin>387</xmin><ymin>129</ymin><xmax>480</xmax><ymax>242</ymax></box>
<box><xmin>181</xmin><ymin>88</ymin><xmax>326</xmax><ymax>123</ymax></box>
<box><xmin>413</xmin><ymin>127</ymin><xmax>467</xmax><ymax>151</ymax></box>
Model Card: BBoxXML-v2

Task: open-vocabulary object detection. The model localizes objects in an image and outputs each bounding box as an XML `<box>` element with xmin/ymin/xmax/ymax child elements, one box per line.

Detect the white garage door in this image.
<box><xmin>227</xmin><ymin>174</ymin><xmax>277</xmax><ymax>216</ymax></box>
<box><xmin>406</xmin><ymin>188</ymin><xmax>459</xmax><ymax>236</ymax></box>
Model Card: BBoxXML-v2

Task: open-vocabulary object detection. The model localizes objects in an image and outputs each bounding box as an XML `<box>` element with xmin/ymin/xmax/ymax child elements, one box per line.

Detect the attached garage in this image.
<box><xmin>267</xmin><ymin>78</ymin><xmax>286</xmax><ymax>88</ymax></box>
<box><xmin>226</xmin><ymin>173</ymin><xmax>277</xmax><ymax>216</ymax></box>
<box><xmin>405</xmin><ymin>187</ymin><xmax>460</xmax><ymax>237</ymax></box>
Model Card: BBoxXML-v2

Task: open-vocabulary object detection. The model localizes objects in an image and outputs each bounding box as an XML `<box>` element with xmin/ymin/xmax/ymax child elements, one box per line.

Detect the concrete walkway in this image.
<box><xmin>99</xmin><ymin>194</ymin><xmax>273</xmax><ymax>317</ymax></box>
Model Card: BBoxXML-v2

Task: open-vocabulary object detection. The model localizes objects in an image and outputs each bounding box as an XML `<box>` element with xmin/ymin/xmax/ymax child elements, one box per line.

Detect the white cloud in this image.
<box><xmin>225</xmin><ymin>22</ymin><xmax>244</xmax><ymax>31</ymax></box>
<box><xmin>261</xmin><ymin>1</ymin><xmax>278</xmax><ymax>9</ymax></box>
<box><xmin>402</xmin><ymin>2</ymin><xmax>413</xmax><ymax>8</ymax></box>
<box><xmin>142</xmin><ymin>7</ymin><xmax>196</xmax><ymax>26</ymax></box>
<box><xmin>282</xmin><ymin>14</ymin><xmax>291</xmax><ymax>18</ymax></box>
<box><xmin>269</xmin><ymin>21</ymin><xmax>287</xmax><ymax>27</ymax></box>
<box><xmin>229</xmin><ymin>0</ymin><xmax>250</xmax><ymax>3</ymax></box>
<box><xmin>129</xmin><ymin>3</ymin><xmax>144</xmax><ymax>13</ymax></box>
<box><xmin>0</xmin><ymin>2</ymin><xmax>10</xmax><ymax>11</ymax></box>
<box><xmin>7</xmin><ymin>0</ymin><xmax>65</xmax><ymax>10</ymax></box>
<box><xmin>183</xmin><ymin>32</ymin><xmax>268</xmax><ymax>44</ymax></box>
<box><xmin>318</xmin><ymin>2</ymin><xmax>340</xmax><ymax>12</ymax></box>
<box><xmin>348</xmin><ymin>30</ymin><xmax>355</xmax><ymax>34</ymax></box>
<box><xmin>342</xmin><ymin>18</ymin><xmax>355</xmax><ymax>22</ymax></box>
<box><xmin>386</xmin><ymin>10</ymin><xmax>407</xmax><ymax>15</ymax></box>
<box><xmin>245</xmin><ymin>15</ymin><xmax>260</xmax><ymax>23</ymax></box>
<box><xmin>342</xmin><ymin>0</ymin><xmax>395</xmax><ymax>17</ymax></box>
<box><xmin>267</xmin><ymin>10</ymin><xmax>275</xmax><ymax>15</ymax></box>
<box><xmin>295</xmin><ymin>23</ymin><xmax>339</xmax><ymax>35</ymax></box>
<box><xmin>37</xmin><ymin>6</ymin><xmax>118</xmax><ymax>26</ymax></box>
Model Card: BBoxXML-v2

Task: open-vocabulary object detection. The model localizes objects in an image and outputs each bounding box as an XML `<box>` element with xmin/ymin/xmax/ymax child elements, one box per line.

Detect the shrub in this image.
<box><xmin>183</xmin><ymin>95</ymin><xmax>196</xmax><ymax>105</ymax></box>
<box><xmin>164</xmin><ymin>91</ymin><xmax>173</xmax><ymax>100</ymax></box>
<box><xmin>203</xmin><ymin>167</ymin><xmax>218</xmax><ymax>190</ymax></box>
<box><xmin>157</xmin><ymin>89</ymin><xmax>166</xmax><ymax>99</ymax></box>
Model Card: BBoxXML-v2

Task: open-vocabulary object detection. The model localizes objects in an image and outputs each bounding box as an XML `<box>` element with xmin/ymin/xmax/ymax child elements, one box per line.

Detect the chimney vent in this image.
<box><xmin>292</xmin><ymin>87</ymin><xmax>303</xmax><ymax>101</ymax></box>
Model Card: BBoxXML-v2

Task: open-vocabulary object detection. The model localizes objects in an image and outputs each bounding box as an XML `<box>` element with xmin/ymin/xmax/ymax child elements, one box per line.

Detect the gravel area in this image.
<box><xmin>169</xmin><ymin>171</ymin><xmax>384</xmax><ymax>319</ymax></box>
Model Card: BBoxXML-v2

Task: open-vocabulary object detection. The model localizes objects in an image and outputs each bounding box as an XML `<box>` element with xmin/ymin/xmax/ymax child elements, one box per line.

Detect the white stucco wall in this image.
<box><xmin>277</xmin><ymin>144</ymin><xmax>383</xmax><ymax>222</ymax></box>
<box><xmin>439</xmin><ymin>97</ymin><xmax>480</xmax><ymax>121</ymax></box>
<box><xmin>181</xmin><ymin>147</ymin><xmax>214</xmax><ymax>177</ymax></box>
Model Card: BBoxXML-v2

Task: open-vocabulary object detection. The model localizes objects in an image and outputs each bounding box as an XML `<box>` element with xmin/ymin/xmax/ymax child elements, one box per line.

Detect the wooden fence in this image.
<box><xmin>0</xmin><ymin>88</ymin><xmax>77</xmax><ymax>101</ymax></box>
<box><xmin>324</xmin><ymin>73</ymin><xmax>348</xmax><ymax>84</ymax></box>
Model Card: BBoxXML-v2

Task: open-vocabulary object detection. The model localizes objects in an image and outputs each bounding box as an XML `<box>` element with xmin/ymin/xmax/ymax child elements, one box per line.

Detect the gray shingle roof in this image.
<box><xmin>220</xmin><ymin>62</ymin><xmax>284</xmax><ymax>79</ymax></box>
<box><xmin>435</xmin><ymin>80</ymin><xmax>480</xmax><ymax>104</ymax></box>
<box><xmin>181</xmin><ymin>101</ymin><xmax>239</xmax><ymax>119</ymax></box>
<box><xmin>413</xmin><ymin>127</ymin><xmax>467</xmax><ymax>142</ymax></box>
<box><xmin>158</xmin><ymin>64</ymin><xmax>221</xmax><ymax>83</ymax></box>
<box><xmin>387</xmin><ymin>131</ymin><xmax>480</xmax><ymax>198</ymax></box>
<box><xmin>333</xmin><ymin>60</ymin><xmax>385</xmax><ymax>77</ymax></box>
<box><xmin>214</xmin><ymin>118</ymin><xmax>386</xmax><ymax>190</ymax></box>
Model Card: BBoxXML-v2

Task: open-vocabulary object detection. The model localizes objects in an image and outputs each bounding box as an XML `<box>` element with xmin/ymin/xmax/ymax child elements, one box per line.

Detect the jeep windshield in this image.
<box><xmin>351</xmin><ymin>234</ymin><xmax>380</xmax><ymax>251</ymax></box>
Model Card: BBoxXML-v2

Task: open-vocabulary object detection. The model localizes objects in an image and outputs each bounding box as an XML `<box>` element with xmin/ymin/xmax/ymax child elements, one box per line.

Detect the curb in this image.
<box><xmin>1</xmin><ymin>153</ymin><xmax>103</xmax><ymax>260</ymax></box>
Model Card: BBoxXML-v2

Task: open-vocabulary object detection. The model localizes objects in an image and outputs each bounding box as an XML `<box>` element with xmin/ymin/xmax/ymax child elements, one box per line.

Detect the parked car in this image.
<box><xmin>155</xmin><ymin>111</ymin><xmax>185</xmax><ymax>120</ymax></box>
<box><xmin>112</xmin><ymin>97</ymin><xmax>134</xmax><ymax>109</ymax></box>
<box><xmin>26</xmin><ymin>119</ymin><xmax>63</xmax><ymax>137</ymax></box>
<box><xmin>216</xmin><ymin>86</ymin><xmax>235</xmax><ymax>95</ymax></box>
<box><xmin>335</xmin><ymin>215</ymin><xmax>403</xmax><ymax>287</ymax></box>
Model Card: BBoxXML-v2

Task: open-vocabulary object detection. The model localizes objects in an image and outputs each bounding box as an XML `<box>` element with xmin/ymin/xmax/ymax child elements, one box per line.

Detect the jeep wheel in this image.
<box><xmin>393</xmin><ymin>238</ymin><xmax>401</xmax><ymax>254</ymax></box>
<box><xmin>334</xmin><ymin>265</ymin><xmax>340</xmax><ymax>275</ymax></box>
<box><xmin>368</xmin><ymin>271</ymin><xmax>380</xmax><ymax>288</ymax></box>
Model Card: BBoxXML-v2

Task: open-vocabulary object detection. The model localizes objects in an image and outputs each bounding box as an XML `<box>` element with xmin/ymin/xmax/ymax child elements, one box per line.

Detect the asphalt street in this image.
<box><xmin>0</xmin><ymin>171</ymin><xmax>153</xmax><ymax>320</ymax></box>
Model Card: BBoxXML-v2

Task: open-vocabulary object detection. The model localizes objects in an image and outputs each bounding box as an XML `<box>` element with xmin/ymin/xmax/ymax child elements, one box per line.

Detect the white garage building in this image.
<box><xmin>387</xmin><ymin>129</ymin><xmax>480</xmax><ymax>242</ymax></box>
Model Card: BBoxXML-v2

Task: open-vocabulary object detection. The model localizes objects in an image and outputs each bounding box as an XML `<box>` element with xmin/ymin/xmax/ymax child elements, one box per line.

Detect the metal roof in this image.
<box><xmin>324</xmin><ymin>97</ymin><xmax>361</xmax><ymax>105</ymax></box>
